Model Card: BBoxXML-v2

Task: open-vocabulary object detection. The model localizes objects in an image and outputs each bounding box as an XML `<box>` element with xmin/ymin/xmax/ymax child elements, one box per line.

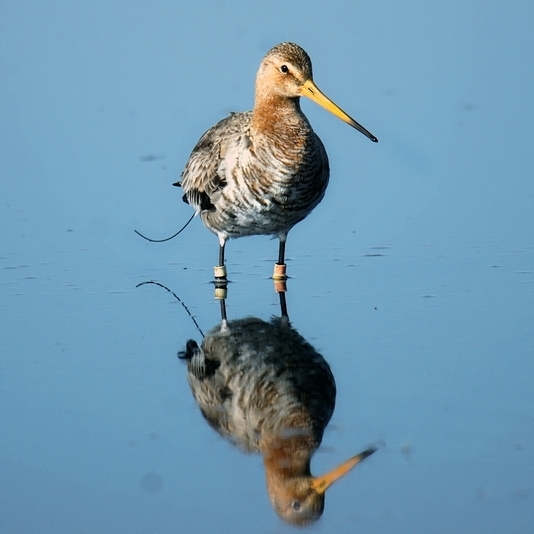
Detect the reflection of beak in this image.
<box><xmin>299</xmin><ymin>79</ymin><xmax>378</xmax><ymax>143</ymax></box>
<box><xmin>310</xmin><ymin>447</ymin><xmax>377</xmax><ymax>494</ymax></box>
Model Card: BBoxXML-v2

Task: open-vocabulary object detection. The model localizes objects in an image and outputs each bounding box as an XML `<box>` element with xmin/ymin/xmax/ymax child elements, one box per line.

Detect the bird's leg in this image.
<box><xmin>277</xmin><ymin>238</ymin><xmax>286</xmax><ymax>265</ymax></box>
<box><xmin>272</xmin><ymin>232</ymin><xmax>288</xmax><ymax>280</ymax></box>
<box><xmin>214</xmin><ymin>235</ymin><xmax>228</xmax><ymax>299</ymax></box>
<box><xmin>214</xmin><ymin>235</ymin><xmax>227</xmax><ymax>280</ymax></box>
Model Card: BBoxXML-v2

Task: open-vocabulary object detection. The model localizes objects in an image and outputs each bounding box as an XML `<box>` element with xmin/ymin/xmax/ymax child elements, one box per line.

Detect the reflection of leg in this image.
<box><xmin>273</xmin><ymin>232</ymin><xmax>288</xmax><ymax>280</ymax></box>
<box><xmin>273</xmin><ymin>276</ymin><xmax>287</xmax><ymax>294</ymax></box>
<box><xmin>214</xmin><ymin>283</ymin><xmax>227</xmax><ymax>300</ymax></box>
<box><xmin>218</xmin><ymin>293</ymin><xmax>229</xmax><ymax>332</ymax></box>
<box><xmin>214</xmin><ymin>236</ymin><xmax>227</xmax><ymax>280</ymax></box>
<box><xmin>278</xmin><ymin>290</ymin><xmax>288</xmax><ymax>320</ymax></box>
<box><xmin>220</xmin><ymin>297</ymin><xmax>227</xmax><ymax>323</ymax></box>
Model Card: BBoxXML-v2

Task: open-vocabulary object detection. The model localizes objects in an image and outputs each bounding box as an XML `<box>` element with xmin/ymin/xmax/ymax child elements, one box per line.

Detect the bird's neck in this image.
<box><xmin>251</xmin><ymin>94</ymin><xmax>310</xmax><ymax>141</ymax></box>
<box><xmin>262</xmin><ymin>432</ymin><xmax>315</xmax><ymax>480</ymax></box>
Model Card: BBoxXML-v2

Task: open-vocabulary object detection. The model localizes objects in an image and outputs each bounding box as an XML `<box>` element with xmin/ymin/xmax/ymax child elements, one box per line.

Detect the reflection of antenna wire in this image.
<box><xmin>136</xmin><ymin>280</ymin><xmax>204</xmax><ymax>337</ymax></box>
<box><xmin>134</xmin><ymin>213</ymin><xmax>195</xmax><ymax>242</ymax></box>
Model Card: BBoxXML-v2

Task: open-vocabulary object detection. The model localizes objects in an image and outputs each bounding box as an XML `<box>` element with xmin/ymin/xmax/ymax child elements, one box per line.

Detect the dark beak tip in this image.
<box><xmin>360</xmin><ymin>445</ymin><xmax>379</xmax><ymax>460</ymax></box>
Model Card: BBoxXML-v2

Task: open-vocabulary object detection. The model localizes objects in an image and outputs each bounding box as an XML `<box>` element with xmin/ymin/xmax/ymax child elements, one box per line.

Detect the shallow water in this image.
<box><xmin>2</xmin><ymin>2</ymin><xmax>534</xmax><ymax>532</ymax></box>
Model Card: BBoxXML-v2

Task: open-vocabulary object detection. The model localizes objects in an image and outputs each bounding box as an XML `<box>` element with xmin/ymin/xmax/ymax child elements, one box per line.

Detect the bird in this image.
<box><xmin>174</xmin><ymin>42</ymin><xmax>377</xmax><ymax>281</ymax></box>
<box><xmin>178</xmin><ymin>294</ymin><xmax>376</xmax><ymax>526</ymax></box>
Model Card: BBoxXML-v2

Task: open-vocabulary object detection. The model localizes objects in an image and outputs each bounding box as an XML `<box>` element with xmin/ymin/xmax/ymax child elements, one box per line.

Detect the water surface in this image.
<box><xmin>1</xmin><ymin>1</ymin><xmax>533</xmax><ymax>532</ymax></box>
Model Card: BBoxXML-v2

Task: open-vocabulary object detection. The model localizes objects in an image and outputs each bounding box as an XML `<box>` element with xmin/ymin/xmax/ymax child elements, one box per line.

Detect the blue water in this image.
<box><xmin>1</xmin><ymin>1</ymin><xmax>533</xmax><ymax>532</ymax></box>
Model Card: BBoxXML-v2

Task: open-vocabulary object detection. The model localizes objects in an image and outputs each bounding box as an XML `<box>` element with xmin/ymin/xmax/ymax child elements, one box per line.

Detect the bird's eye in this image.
<box><xmin>291</xmin><ymin>500</ymin><xmax>301</xmax><ymax>511</ymax></box>
<box><xmin>280</xmin><ymin>64</ymin><xmax>289</xmax><ymax>74</ymax></box>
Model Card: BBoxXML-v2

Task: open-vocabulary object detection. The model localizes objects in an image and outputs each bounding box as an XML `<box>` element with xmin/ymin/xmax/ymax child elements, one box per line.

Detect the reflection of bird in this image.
<box><xmin>174</xmin><ymin>42</ymin><xmax>377</xmax><ymax>280</ymax></box>
<box><xmin>179</xmin><ymin>296</ymin><xmax>376</xmax><ymax>525</ymax></box>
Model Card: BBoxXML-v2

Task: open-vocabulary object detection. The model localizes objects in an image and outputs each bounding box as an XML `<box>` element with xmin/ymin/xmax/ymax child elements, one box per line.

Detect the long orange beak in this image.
<box><xmin>310</xmin><ymin>447</ymin><xmax>377</xmax><ymax>494</ymax></box>
<box><xmin>299</xmin><ymin>79</ymin><xmax>378</xmax><ymax>143</ymax></box>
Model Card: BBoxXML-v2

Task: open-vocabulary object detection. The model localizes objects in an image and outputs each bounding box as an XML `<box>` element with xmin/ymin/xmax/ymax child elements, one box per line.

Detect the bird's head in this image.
<box><xmin>265</xmin><ymin>446</ymin><xmax>377</xmax><ymax>526</ymax></box>
<box><xmin>256</xmin><ymin>42</ymin><xmax>377</xmax><ymax>142</ymax></box>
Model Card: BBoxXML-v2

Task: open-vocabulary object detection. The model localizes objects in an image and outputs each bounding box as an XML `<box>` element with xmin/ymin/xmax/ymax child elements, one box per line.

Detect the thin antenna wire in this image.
<box><xmin>134</xmin><ymin>213</ymin><xmax>195</xmax><ymax>243</ymax></box>
<box><xmin>136</xmin><ymin>280</ymin><xmax>204</xmax><ymax>337</ymax></box>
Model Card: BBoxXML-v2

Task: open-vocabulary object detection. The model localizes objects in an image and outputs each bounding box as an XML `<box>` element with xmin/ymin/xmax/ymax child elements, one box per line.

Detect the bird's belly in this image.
<box><xmin>202</xmin><ymin>172</ymin><xmax>328</xmax><ymax>239</ymax></box>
